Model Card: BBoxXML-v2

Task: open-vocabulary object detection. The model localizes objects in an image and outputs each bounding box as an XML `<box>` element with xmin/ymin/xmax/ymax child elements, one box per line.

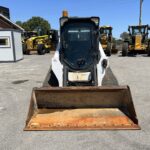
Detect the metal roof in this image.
<box><xmin>0</xmin><ymin>14</ymin><xmax>24</xmax><ymax>31</ymax></box>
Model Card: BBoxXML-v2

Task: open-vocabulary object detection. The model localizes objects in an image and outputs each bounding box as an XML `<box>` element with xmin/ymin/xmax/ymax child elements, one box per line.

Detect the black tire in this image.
<box><xmin>43</xmin><ymin>65</ymin><xmax>59</xmax><ymax>87</ymax></box>
<box><xmin>26</xmin><ymin>50</ymin><xmax>30</xmax><ymax>55</ymax></box>
<box><xmin>122</xmin><ymin>42</ymin><xmax>128</xmax><ymax>56</ymax></box>
<box><xmin>112</xmin><ymin>43</ymin><xmax>118</xmax><ymax>54</ymax></box>
<box><xmin>22</xmin><ymin>43</ymin><xmax>30</xmax><ymax>55</ymax></box>
<box><xmin>37</xmin><ymin>44</ymin><xmax>46</xmax><ymax>55</ymax></box>
<box><xmin>147</xmin><ymin>43</ymin><xmax>150</xmax><ymax>56</ymax></box>
<box><xmin>106</xmin><ymin>42</ymin><xmax>111</xmax><ymax>56</ymax></box>
<box><xmin>148</xmin><ymin>50</ymin><xmax>150</xmax><ymax>57</ymax></box>
<box><xmin>45</xmin><ymin>48</ymin><xmax>50</xmax><ymax>53</ymax></box>
<box><xmin>48</xmin><ymin>70</ymin><xmax>59</xmax><ymax>86</ymax></box>
<box><xmin>22</xmin><ymin>43</ymin><xmax>26</xmax><ymax>54</ymax></box>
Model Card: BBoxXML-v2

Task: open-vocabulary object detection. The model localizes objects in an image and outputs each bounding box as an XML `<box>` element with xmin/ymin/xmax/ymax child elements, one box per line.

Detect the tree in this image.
<box><xmin>120</xmin><ymin>32</ymin><xmax>129</xmax><ymax>40</ymax></box>
<box><xmin>112</xmin><ymin>37</ymin><xmax>116</xmax><ymax>43</ymax></box>
<box><xmin>16</xmin><ymin>16</ymin><xmax>51</xmax><ymax>35</ymax></box>
<box><xmin>16</xmin><ymin>21</ymin><xmax>23</xmax><ymax>27</ymax></box>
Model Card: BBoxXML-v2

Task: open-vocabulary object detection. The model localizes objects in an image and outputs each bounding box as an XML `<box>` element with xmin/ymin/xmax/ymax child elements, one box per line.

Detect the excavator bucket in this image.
<box><xmin>24</xmin><ymin>86</ymin><xmax>140</xmax><ymax>131</ymax></box>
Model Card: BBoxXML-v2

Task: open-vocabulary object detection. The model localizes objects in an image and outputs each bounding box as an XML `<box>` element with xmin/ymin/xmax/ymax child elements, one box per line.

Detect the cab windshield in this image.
<box><xmin>61</xmin><ymin>22</ymin><xmax>97</xmax><ymax>69</ymax></box>
<box><xmin>62</xmin><ymin>23</ymin><xmax>94</xmax><ymax>52</ymax></box>
<box><xmin>132</xmin><ymin>27</ymin><xmax>145</xmax><ymax>35</ymax></box>
<box><xmin>100</xmin><ymin>29</ymin><xmax>111</xmax><ymax>35</ymax></box>
<box><xmin>68</xmin><ymin>28</ymin><xmax>91</xmax><ymax>41</ymax></box>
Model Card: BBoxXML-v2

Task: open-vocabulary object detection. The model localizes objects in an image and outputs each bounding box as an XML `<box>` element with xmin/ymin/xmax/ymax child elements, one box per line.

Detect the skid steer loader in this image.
<box><xmin>24</xmin><ymin>12</ymin><xmax>140</xmax><ymax>131</ymax></box>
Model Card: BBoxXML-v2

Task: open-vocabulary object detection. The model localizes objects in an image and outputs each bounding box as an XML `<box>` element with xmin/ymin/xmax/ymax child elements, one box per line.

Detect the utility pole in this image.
<box><xmin>139</xmin><ymin>0</ymin><xmax>143</xmax><ymax>26</ymax></box>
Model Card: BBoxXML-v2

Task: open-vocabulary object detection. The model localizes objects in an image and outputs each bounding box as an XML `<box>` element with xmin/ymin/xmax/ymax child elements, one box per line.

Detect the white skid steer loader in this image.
<box><xmin>24</xmin><ymin>12</ymin><xmax>140</xmax><ymax>131</ymax></box>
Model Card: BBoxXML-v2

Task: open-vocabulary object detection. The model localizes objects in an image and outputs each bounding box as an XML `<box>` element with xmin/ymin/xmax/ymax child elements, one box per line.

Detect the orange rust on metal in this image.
<box><xmin>24</xmin><ymin>86</ymin><xmax>140</xmax><ymax>131</ymax></box>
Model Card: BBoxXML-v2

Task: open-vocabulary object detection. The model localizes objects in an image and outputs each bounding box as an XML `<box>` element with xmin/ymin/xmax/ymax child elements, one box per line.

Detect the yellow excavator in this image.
<box><xmin>24</xmin><ymin>11</ymin><xmax>140</xmax><ymax>131</ymax></box>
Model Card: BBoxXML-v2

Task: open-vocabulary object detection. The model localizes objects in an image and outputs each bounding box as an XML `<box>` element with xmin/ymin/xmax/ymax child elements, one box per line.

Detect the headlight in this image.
<box><xmin>102</xmin><ymin>59</ymin><xmax>108</xmax><ymax>68</ymax></box>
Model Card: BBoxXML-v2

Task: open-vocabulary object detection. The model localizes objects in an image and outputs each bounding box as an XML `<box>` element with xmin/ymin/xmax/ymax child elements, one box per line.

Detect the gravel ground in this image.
<box><xmin>0</xmin><ymin>53</ymin><xmax>150</xmax><ymax>150</ymax></box>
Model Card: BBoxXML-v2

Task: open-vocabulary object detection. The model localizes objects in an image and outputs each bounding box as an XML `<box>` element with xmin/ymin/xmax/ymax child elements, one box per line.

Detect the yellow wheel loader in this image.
<box><xmin>24</xmin><ymin>12</ymin><xmax>140</xmax><ymax>131</ymax></box>
<box><xmin>122</xmin><ymin>25</ymin><xmax>150</xmax><ymax>56</ymax></box>
<box><xmin>23</xmin><ymin>34</ymin><xmax>51</xmax><ymax>55</ymax></box>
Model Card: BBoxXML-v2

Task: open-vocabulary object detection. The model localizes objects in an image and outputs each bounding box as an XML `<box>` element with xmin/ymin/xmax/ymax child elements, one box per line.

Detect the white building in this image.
<box><xmin>0</xmin><ymin>14</ymin><xmax>24</xmax><ymax>62</ymax></box>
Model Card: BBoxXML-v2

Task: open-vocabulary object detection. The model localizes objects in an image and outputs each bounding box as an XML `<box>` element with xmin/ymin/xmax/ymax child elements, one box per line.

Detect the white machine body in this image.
<box><xmin>51</xmin><ymin>41</ymin><xmax>108</xmax><ymax>87</ymax></box>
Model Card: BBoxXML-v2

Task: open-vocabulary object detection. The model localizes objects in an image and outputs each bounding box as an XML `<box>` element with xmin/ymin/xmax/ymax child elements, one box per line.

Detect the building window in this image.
<box><xmin>0</xmin><ymin>37</ymin><xmax>11</xmax><ymax>48</ymax></box>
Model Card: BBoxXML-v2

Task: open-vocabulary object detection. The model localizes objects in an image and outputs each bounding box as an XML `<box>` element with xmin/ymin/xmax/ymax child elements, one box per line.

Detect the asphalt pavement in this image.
<box><xmin>0</xmin><ymin>53</ymin><xmax>150</xmax><ymax>150</ymax></box>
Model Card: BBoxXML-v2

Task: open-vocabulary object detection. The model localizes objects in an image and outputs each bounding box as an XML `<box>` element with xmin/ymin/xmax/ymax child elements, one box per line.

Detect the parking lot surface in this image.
<box><xmin>0</xmin><ymin>53</ymin><xmax>150</xmax><ymax>150</ymax></box>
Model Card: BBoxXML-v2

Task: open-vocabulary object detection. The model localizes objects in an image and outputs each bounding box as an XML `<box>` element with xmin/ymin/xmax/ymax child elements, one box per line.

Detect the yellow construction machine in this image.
<box><xmin>122</xmin><ymin>25</ymin><xmax>150</xmax><ymax>56</ymax></box>
<box><xmin>48</xmin><ymin>29</ymin><xmax>59</xmax><ymax>51</ymax></box>
<box><xmin>24</xmin><ymin>11</ymin><xmax>140</xmax><ymax>131</ymax></box>
<box><xmin>99</xmin><ymin>26</ymin><xmax>117</xmax><ymax>56</ymax></box>
<box><xmin>23</xmin><ymin>33</ymin><xmax>51</xmax><ymax>55</ymax></box>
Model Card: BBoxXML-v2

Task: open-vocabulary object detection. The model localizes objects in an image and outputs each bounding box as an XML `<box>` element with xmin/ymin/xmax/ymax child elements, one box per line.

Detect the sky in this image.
<box><xmin>0</xmin><ymin>0</ymin><xmax>150</xmax><ymax>38</ymax></box>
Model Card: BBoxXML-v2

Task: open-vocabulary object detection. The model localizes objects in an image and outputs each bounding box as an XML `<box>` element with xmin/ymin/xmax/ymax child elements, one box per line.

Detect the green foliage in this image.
<box><xmin>112</xmin><ymin>37</ymin><xmax>116</xmax><ymax>43</ymax></box>
<box><xmin>16</xmin><ymin>16</ymin><xmax>51</xmax><ymax>35</ymax></box>
<box><xmin>15</xmin><ymin>21</ymin><xmax>23</xmax><ymax>27</ymax></box>
<box><xmin>116</xmin><ymin>39</ymin><xmax>123</xmax><ymax>45</ymax></box>
<box><xmin>120</xmin><ymin>32</ymin><xmax>129</xmax><ymax>40</ymax></box>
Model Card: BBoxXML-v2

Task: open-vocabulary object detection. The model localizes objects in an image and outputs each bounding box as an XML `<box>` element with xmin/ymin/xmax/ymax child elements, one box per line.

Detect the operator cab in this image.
<box><xmin>128</xmin><ymin>25</ymin><xmax>149</xmax><ymax>43</ymax></box>
<box><xmin>128</xmin><ymin>25</ymin><xmax>148</xmax><ymax>35</ymax></box>
<box><xmin>59</xmin><ymin>17</ymin><xmax>100</xmax><ymax>86</ymax></box>
<box><xmin>99</xmin><ymin>26</ymin><xmax>112</xmax><ymax>43</ymax></box>
<box><xmin>100</xmin><ymin>26</ymin><xmax>112</xmax><ymax>36</ymax></box>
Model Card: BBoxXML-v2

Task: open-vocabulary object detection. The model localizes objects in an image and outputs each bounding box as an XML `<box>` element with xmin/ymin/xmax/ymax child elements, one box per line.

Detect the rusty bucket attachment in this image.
<box><xmin>24</xmin><ymin>86</ymin><xmax>140</xmax><ymax>131</ymax></box>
